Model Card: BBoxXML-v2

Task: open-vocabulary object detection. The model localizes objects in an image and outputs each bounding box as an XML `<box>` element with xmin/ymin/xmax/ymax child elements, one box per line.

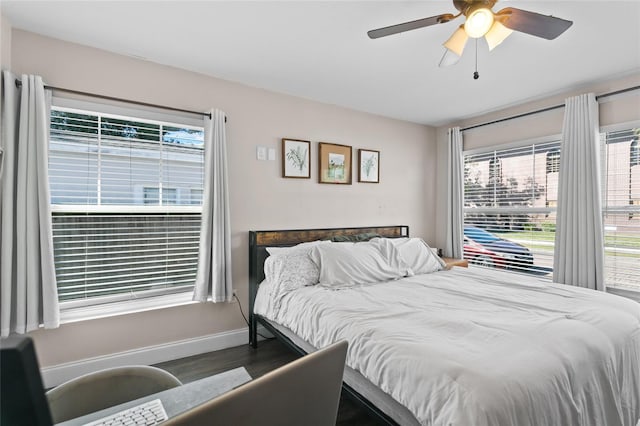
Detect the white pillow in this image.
<box><xmin>264</xmin><ymin>252</ymin><xmax>320</xmax><ymax>292</ymax></box>
<box><xmin>376</xmin><ymin>237</ymin><xmax>444</xmax><ymax>275</ymax></box>
<box><xmin>309</xmin><ymin>242</ymin><xmax>406</xmax><ymax>287</ymax></box>
<box><xmin>266</xmin><ymin>240</ymin><xmax>330</xmax><ymax>256</ymax></box>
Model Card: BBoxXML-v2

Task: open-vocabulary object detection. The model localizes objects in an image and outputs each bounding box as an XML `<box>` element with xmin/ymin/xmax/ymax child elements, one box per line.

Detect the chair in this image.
<box><xmin>46</xmin><ymin>365</ymin><xmax>182</xmax><ymax>424</ymax></box>
<box><xmin>164</xmin><ymin>340</ymin><xmax>348</xmax><ymax>426</ymax></box>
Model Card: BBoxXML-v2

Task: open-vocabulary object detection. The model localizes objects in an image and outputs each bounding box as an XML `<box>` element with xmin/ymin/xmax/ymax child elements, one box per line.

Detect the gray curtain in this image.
<box><xmin>193</xmin><ymin>109</ymin><xmax>233</xmax><ymax>302</ymax></box>
<box><xmin>444</xmin><ymin>127</ymin><xmax>464</xmax><ymax>259</ymax></box>
<box><xmin>1</xmin><ymin>71</ymin><xmax>59</xmax><ymax>337</ymax></box>
<box><xmin>553</xmin><ymin>93</ymin><xmax>604</xmax><ymax>290</ymax></box>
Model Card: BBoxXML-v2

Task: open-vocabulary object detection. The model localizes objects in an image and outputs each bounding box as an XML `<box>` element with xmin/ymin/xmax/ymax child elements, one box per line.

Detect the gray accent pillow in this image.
<box><xmin>309</xmin><ymin>242</ymin><xmax>405</xmax><ymax>287</ymax></box>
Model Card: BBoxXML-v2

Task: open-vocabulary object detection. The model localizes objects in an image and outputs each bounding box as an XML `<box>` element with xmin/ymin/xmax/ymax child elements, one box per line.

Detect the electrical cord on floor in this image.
<box><xmin>233</xmin><ymin>294</ymin><xmax>272</xmax><ymax>341</ymax></box>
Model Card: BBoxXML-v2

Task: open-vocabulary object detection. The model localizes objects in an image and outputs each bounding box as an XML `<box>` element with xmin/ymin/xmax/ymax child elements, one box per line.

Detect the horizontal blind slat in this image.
<box><xmin>50</xmin><ymin>106</ymin><xmax>206</xmax><ymax>304</ymax></box>
<box><xmin>464</xmin><ymin>140</ymin><xmax>560</xmax><ymax>278</ymax></box>
<box><xmin>602</xmin><ymin>127</ymin><xmax>640</xmax><ymax>291</ymax></box>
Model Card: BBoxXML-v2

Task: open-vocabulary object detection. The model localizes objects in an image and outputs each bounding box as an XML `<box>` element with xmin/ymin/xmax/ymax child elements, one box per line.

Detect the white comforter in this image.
<box><xmin>255</xmin><ymin>267</ymin><xmax>640</xmax><ymax>426</ymax></box>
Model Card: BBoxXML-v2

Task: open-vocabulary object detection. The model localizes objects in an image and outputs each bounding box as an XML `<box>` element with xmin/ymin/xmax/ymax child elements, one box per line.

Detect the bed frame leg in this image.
<box><xmin>249</xmin><ymin>315</ymin><xmax>258</xmax><ymax>348</ymax></box>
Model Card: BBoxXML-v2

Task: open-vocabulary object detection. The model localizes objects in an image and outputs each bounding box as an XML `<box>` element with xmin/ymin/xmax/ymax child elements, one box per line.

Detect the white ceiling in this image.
<box><xmin>2</xmin><ymin>1</ymin><xmax>640</xmax><ymax>126</ymax></box>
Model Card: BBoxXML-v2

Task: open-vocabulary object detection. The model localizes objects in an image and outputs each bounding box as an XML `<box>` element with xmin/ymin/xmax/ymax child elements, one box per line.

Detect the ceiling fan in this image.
<box><xmin>368</xmin><ymin>0</ymin><xmax>573</xmax><ymax>71</ymax></box>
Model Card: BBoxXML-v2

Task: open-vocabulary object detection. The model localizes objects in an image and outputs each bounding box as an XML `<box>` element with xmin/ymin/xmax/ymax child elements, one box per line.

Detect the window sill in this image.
<box><xmin>607</xmin><ymin>287</ymin><xmax>640</xmax><ymax>303</ymax></box>
<box><xmin>59</xmin><ymin>292</ymin><xmax>198</xmax><ymax>324</ymax></box>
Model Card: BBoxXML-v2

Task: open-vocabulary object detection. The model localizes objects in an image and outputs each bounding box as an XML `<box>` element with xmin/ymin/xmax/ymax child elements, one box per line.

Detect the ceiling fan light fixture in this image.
<box><xmin>485</xmin><ymin>20</ymin><xmax>513</xmax><ymax>51</ymax></box>
<box><xmin>443</xmin><ymin>25</ymin><xmax>468</xmax><ymax>56</ymax></box>
<box><xmin>438</xmin><ymin>48</ymin><xmax>461</xmax><ymax>68</ymax></box>
<box><xmin>464</xmin><ymin>7</ymin><xmax>494</xmax><ymax>38</ymax></box>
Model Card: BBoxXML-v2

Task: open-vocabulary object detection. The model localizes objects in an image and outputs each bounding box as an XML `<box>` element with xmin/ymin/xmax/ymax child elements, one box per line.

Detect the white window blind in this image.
<box><xmin>49</xmin><ymin>107</ymin><xmax>205</xmax><ymax>305</ymax></box>
<box><xmin>602</xmin><ymin>126</ymin><xmax>640</xmax><ymax>291</ymax></box>
<box><xmin>463</xmin><ymin>139</ymin><xmax>561</xmax><ymax>277</ymax></box>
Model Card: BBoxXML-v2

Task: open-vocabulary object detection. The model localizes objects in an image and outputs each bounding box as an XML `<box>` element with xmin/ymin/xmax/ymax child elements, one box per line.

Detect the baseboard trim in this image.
<box><xmin>41</xmin><ymin>326</ymin><xmax>267</xmax><ymax>388</ymax></box>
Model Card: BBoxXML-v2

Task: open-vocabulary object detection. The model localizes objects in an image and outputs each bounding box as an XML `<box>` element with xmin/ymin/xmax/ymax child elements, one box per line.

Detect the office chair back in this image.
<box><xmin>46</xmin><ymin>365</ymin><xmax>182</xmax><ymax>423</ymax></box>
<box><xmin>1</xmin><ymin>336</ymin><xmax>53</xmax><ymax>426</ymax></box>
<box><xmin>164</xmin><ymin>340</ymin><xmax>348</xmax><ymax>426</ymax></box>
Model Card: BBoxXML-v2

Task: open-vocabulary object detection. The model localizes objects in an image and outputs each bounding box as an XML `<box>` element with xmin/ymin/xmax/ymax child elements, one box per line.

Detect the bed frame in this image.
<box><xmin>248</xmin><ymin>225</ymin><xmax>409</xmax><ymax>426</ymax></box>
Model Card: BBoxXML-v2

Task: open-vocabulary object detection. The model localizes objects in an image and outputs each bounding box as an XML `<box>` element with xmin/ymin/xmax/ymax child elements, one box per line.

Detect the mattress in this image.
<box><xmin>255</xmin><ymin>266</ymin><xmax>640</xmax><ymax>426</ymax></box>
<box><xmin>263</xmin><ymin>317</ymin><xmax>421</xmax><ymax>426</ymax></box>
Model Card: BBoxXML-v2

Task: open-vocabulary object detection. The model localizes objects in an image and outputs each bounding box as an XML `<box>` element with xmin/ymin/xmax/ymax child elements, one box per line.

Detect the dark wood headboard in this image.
<box><xmin>247</xmin><ymin>225</ymin><xmax>409</xmax><ymax>347</ymax></box>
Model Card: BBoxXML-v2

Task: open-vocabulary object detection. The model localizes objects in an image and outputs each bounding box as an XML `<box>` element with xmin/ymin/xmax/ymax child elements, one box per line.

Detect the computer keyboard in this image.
<box><xmin>84</xmin><ymin>398</ymin><xmax>168</xmax><ymax>426</ymax></box>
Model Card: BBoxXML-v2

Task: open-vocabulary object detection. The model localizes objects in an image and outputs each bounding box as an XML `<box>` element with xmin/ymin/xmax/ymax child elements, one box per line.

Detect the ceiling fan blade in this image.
<box><xmin>485</xmin><ymin>20</ymin><xmax>513</xmax><ymax>51</ymax></box>
<box><xmin>443</xmin><ymin>25</ymin><xmax>468</xmax><ymax>56</ymax></box>
<box><xmin>367</xmin><ymin>13</ymin><xmax>455</xmax><ymax>39</ymax></box>
<box><xmin>496</xmin><ymin>7</ymin><xmax>573</xmax><ymax>40</ymax></box>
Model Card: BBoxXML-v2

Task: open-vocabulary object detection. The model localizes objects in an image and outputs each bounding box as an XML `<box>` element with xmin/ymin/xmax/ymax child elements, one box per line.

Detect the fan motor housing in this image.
<box><xmin>453</xmin><ymin>0</ymin><xmax>498</xmax><ymax>14</ymax></box>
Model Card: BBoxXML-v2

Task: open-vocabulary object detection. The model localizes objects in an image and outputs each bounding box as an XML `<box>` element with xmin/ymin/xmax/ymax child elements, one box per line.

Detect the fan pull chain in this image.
<box><xmin>473</xmin><ymin>38</ymin><xmax>480</xmax><ymax>80</ymax></box>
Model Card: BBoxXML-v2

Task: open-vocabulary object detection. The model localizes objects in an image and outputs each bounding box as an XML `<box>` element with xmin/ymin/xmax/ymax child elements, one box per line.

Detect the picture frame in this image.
<box><xmin>358</xmin><ymin>149</ymin><xmax>380</xmax><ymax>183</ymax></box>
<box><xmin>282</xmin><ymin>138</ymin><xmax>311</xmax><ymax>178</ymax></box>
<box><xmin>318</xmin><ymin>142</ymin><xmax>352</xmax><ymax>184</ymax></box>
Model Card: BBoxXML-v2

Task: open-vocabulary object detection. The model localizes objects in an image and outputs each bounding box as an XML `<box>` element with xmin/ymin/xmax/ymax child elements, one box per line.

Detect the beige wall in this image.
<box><xmin>10</xmin><ymin>29</ymin><xmax>437</xmax><ymax>367</ymax></box>
<box><xmin>0</xmin><ymin>12</ymin><xmax>11</xmax><ymax>70</ymax></box>
<box><xmin>434</xmin><ymin>72</ymin><xmax>640</xmax><ymax>250</ymax></box>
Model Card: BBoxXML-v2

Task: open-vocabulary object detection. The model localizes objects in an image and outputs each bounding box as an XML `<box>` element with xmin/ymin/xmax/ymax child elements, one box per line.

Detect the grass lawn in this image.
<box><xmin>477</xmin><ymin>230</ymin><xmax>640</xmax><ymax>289</ymax></box>
<box><xmin>495</xmin><ymin>231</ymin><xmax>640</xmax><ymax>250</ymax></box>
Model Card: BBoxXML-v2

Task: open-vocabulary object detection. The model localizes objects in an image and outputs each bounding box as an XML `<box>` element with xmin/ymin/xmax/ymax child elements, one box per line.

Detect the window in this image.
<box><xmin>49</xmin><ymin>106</ymin><xmax>205</xmax><ymax>307</ymax></box>
<box><xmin>488</xmin><ymin>158</ymin><xmax>502</xmax><ymax>182</ymax></box>
<box><xmin>545</xmin><ymin>149</ymin><xmax>560</xmax><ymax>173</ymax></box>
<box><xmin>545</xmin><ymin>148</ymin><xmax>560</xmax><ymax>208</ymax></box>
<box><xmin>190</xmin><ymin>188</ymin><xmax>203</xmax><ymax>205</ymax></box>
<box><xmin>143</xmin><ymin>187</ymin><xmax>177</xmax><ymax>205</ymax></box>
<box><xmin>463</xmin><ymin>139</ymin><xmax>561</xmax><ymax>276</ymax></box>
<box><xmin>631</xmin><ymin>137</ymin><xmax>640</xmax><ymax>222</ymax></box>
<box><xmin>601</xmin><ymin>126</ymin><xmax>640</xmax><ymax>291</ymax></box>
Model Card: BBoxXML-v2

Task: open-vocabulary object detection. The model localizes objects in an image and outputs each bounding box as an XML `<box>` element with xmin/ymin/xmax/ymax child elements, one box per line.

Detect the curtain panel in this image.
<box><xmin>445</xmin><ymin>127</ymin><xmax>464</xmax><ymax>259</ymax></box>
<box><xmin>193</xmin><ymin>109</ymin><xmax>233</xmax><ymax>303</ymax></box>
<box><xmin>1</xmin><ymin>71</ymin><xmax>59</xmax><ymax>336</ymax></box>
<box><xmin>553</xmin><ymin>93</ymin><xmax>604</xmax><ymax>290</ymax></box>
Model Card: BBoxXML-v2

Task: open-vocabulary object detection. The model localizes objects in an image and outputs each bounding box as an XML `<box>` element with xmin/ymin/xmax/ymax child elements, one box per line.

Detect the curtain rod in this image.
<box><xmin>14</xmin><ymin>78</ymin><xmax>223</xmax><ymax>122</ymax></box>
<box><xmin>461</xmin><ymin>85</ymin><xmax>640</xmax><ymax>132</ymax></box>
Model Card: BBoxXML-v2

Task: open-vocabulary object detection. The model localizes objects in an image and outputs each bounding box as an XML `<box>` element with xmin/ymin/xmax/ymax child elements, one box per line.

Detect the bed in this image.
<box><xmin>248</xmin><ymin>226</ymin><xmax>640</xmax><ymax>426</ymax></box>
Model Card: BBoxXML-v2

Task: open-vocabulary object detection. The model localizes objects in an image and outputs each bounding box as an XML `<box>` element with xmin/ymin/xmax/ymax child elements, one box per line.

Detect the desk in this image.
<box><xmin>57</xmin><ymin>367</ymin><xmax>251</xmax><ymax>425</ymax></box>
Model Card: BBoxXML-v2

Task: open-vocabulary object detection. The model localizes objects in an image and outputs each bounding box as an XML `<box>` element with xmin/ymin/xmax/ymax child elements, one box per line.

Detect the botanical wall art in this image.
<box><xmin>282</xmin><ymin>138</ymin><xmax>311</xmax><ymax>178</ymax></box>
<box><xmin>358</xmin><ymin>149</ymin><xmax>380</xmax><ymax>183</ymax></box>
<box><xmin>319</xmin><ymin>142</ymin><xmax>352</xmax><ymax>184</ymax></box>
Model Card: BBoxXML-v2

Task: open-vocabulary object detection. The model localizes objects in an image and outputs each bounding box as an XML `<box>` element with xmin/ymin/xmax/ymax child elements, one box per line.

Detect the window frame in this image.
<box><xmin>600</xmin><ymin>120</ymin><xmax>640</xmax><ymax>293</ymax></box>
<box><xmin>50</xmin><ymin>97</ymin><xmax>206</xmax><ymax>321</ymax></box>
<box><xmin>600</xmin><ymin>121</ymin><xmax>640</xmax><ymax>217</ymax></box>
<box><xmin>463</xmin><ymin>122</ymin><xmax>640</xmax><ymax>296</ymax></box>
<box><xmin>463</xmin><ymin>134</ymin><xmax>561</xmax><ymax>278</ymax></box>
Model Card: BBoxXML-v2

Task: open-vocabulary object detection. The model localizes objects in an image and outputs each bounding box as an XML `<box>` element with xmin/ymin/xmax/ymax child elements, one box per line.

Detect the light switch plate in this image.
<box><xmin>256</xmin><ymin>146</ymin><xmax>267</xmax><ymax>161</ymax></box>
<box><xmin>267</xmin><ymin>148</ymin><xmax>276</xmax><ymax>161</ymax></box>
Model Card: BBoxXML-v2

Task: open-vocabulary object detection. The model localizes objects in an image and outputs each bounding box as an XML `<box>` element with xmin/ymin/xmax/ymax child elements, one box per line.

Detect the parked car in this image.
<box><xmin>463</xmin><ymin>236</ymin><xmax>507</xmax><ymax>269</ymax></box>
<box><xmin>463</xmin><ymin>226</ymin><xmax>534</xmax><ymax>271</ymax></box>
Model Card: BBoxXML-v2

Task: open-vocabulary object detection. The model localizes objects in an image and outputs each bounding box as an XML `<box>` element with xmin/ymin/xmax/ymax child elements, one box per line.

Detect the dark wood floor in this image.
<box><xmin>154</xmin><ymin>338</ymin><xmax>382</xmax><ymax>425</ymax></box>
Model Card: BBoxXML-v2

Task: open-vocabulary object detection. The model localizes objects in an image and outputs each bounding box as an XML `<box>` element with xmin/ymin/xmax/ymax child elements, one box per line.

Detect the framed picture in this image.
<box><xmin>358</xmin><ymin>149</ymin><xmax>380</xmax><ymax>183</ymax></box>
<box><xmin>282</xmin><ymin>138</ymin><xmax>311</xmax><ymax>178</ymax></box>
<box><xmin>318</xmin><ymin>142</ymin><xmax>352</xmax><ymax>184</ymax></box>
